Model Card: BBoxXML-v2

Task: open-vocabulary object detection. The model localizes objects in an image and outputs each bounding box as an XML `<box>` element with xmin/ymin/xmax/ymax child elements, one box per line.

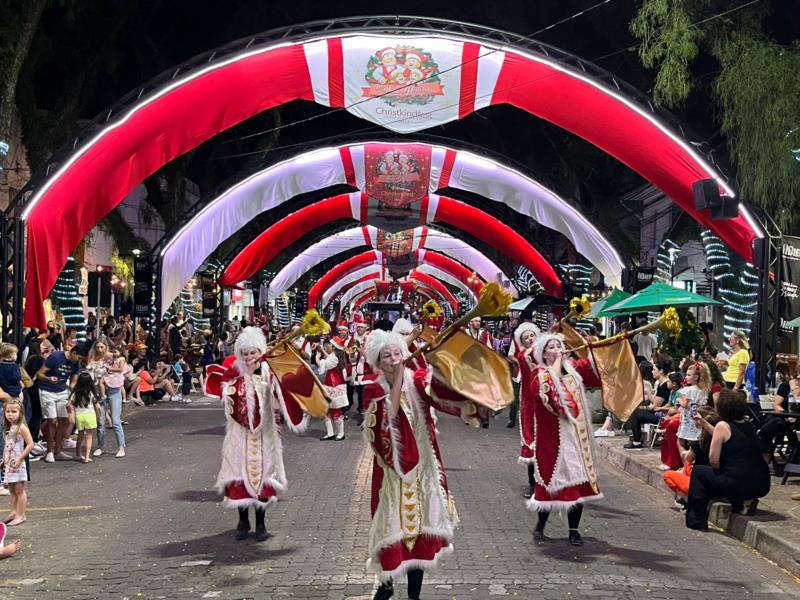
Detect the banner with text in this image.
<box><xmin>780</xmin><ymin>236</ymin><xmax>800</xmax><ymax>331</ymax></box>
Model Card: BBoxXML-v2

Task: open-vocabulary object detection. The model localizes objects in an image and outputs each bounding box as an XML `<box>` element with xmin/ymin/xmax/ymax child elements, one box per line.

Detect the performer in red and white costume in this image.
<box><xmin>524</xmin><ymin>332</ymin><xmax>603</xmax><ymax>546</ymax></box>
<box><xmin>512</xmin><ymin>323</ymin><xmax>540</xmax><ymax>498</ymax></box>
<box><xmin>362</xmin><ymin>331</ymin><xmax>480</xmax><ymax>600</ymax></box>
<box><xmin>352</xmin><ymin>322</ymin><xmax>372</xmax><ymax>420</ymax></box>
<box><xmin>464</xmin><ymin>316</ymin><xmax>493</xmax><ymax>347</ymax></box>
<box><xmin>392</xmin><ymin>318</ymin><xmax>427</xmax><ymax>371</ymax></box>
<box><xmin>316</xmin><ymin>337</ymin><xmax>349</xmax><ymax>441</ymax></box>
<box><xmin>214</xmin><ymin>327</ymin><xmax>294</xmax><ymax>541</ymax></box>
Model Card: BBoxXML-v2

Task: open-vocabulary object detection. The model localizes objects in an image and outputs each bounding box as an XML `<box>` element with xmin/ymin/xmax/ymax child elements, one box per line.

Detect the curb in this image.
<box><xmin>596</xmin><ymin>439</ymin><xmax>800</xmax><ymax>578</ymax></box>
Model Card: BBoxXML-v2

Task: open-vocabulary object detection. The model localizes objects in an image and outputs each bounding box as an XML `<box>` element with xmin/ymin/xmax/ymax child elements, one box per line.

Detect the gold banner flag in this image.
<box><xmin>419</xmin><ymin>325</ymin><xmax>438</xmax><ymax>345</ymax></box>
<box><xmin>559</xmin><ymin>320</ymin><xmax>589</xmax><ymax>359</ymax></box>
<box><xmin>265</xmin><ymin>343</ymin><xmax>329</xmax><ymax>418</ymax></box>
<box><xmin>426</xmin><ymin>330</ymin><xmax>514</xmax><ymax>411</ymax></box>
<box><xmin>589</xmin><ymin>338</ymin><xmax>643</xmax><ymax>423</ymax></box>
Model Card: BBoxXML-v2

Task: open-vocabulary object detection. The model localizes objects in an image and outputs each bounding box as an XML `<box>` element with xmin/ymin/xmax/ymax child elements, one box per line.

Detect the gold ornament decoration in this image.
<box><xmin>421</xmin><ymin>299</ymin><xmax>443</xmax><ymax>319</ymax></box>
<box><xmin>474</xmin><ymin>282</ymin><xmax>513</xmax><ymax>317</ymax></box>
<box><xmin>661</xmin><ymin>307</ymin><xmax>682</xmax><ymax>338</ymax></box>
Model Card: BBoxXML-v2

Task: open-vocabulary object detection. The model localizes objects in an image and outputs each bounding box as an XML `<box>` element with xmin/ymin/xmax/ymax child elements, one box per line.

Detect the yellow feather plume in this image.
<box><xmin>422</xmin><ymin>299</ymin><xmax>443</xmax><ymax>318</ymax></box>
<box><xmin>569</xmin><ymin>295</ymin><xmax>592</xmax><ymax>318</ymax></box>
<box><xmin>475</xmin><ymin>282</ymin><xmax>513</xmax><ymax>317</ymax></box>
<box><xmin>661</xmin><ymin>307</ymin><xmax>682</xmax><ymax>338</ymax></box>
<box><xmin>301</xmin><ymin>309</ymin><xmax>330</xmax><ymax>337</ymax></box>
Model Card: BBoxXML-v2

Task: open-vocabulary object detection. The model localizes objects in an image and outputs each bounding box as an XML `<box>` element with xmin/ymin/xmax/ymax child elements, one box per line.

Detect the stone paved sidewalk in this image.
<box><xmin>595</xmin><ymin>433</ymin><xmax>800</xmax><ymax>579</ymax></box>
<box><xmin>1</xmin><ymin>399</ymin><xmax>798</xmax><ymax>599</ymax></box>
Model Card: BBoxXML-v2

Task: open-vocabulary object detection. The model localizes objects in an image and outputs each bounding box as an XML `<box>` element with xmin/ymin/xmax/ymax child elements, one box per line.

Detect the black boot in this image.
<box><xmin>533</xmin><ymin>511</ymin><xmax>548</xmax><ymax>543</ymax></box>
<box><xmin>568</xmin><ymin>529</ymin><xmax>583</xmax><ymax>546</ymax></box>
<box><xmin>407</xmin><ymin>569</ymin><xmax>424</xmax><ymax>600</ymax></box>
<box><xmin>235</xmin><ymin>507</ymin><xmax>250</xmax><ymax>540</ymax></box>
<box><xmin>254</xmin><ymin>507</ymin><xmax>269</xmax><ymax>542</ymax></box>
<box><xmin>373</xmin><ymin>580</ymin><xmax>394</xmax><ymax>600</ymax></box>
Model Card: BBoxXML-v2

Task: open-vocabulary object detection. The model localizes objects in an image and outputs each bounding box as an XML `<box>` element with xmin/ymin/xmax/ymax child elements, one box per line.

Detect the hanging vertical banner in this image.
<box><xmin>376</xmin><ymin>228</ymin><xmax>414</xmax><ymax>257</ymax></box>
<box><xmin>133</xmin><ymin>257</ymin><xmax>153</xmax><ymax>318</ymax></box>
<box><xmin>364</xmin><ymin>143</ymin><xmax>432</xmax><ymax>207</ymax></box>
<box><xmin>201</xmin><ymin>276</ymin><xmax>217</xmax><ymax>319</ymax></box>
<box><xmin>780</xmin><ymin>236</ymin><xmax>800</xmax><ymax>331</ymax></box>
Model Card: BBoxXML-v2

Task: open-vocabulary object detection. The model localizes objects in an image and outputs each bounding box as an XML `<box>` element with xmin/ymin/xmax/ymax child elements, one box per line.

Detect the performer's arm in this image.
<box><xmin>573</xmin><ymin>355</ymin><xmax>602</xmax><ymax>389</ymax></box>
<box><xmin>365</xmin><ymin>380</ymin><xmax>420</xmax><ymax>481</ymax></box>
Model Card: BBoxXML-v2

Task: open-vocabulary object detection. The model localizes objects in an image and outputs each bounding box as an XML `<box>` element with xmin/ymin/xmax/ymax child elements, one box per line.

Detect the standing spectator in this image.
<box><xmin>632</xmin><ymin>327</ymin><xmax>656</xmax><ymax>363</ymax></box>
<box><xmin>685</xmin><ymin>390</ymin><xmax>770</xmax><ymax>530</ymax></box>
<box><xmin>94</xmin><ymin>346</ymin><xmax>127</xmax><ymax>458</ymax></box>
<box><xmin>36</xmin><ymin>343</ymin><xmax>86</xmax><ymax>462</ymax></box>
<box><xmin>677</xmin><ymin>362</ymin><xmax>712</xmax><ymax>445</ymax></box>
<box><xmin>2</xmin><ymin>400</ymin><xmax>34</xmax><ymax>526</ymax></box>
<box><xmin>69</xmin><ymin>373</ymin><xmax>100</xmax><ymax>463</ymax></box>
<box><xmin>723</xmin><ymin>331</ymin><xmax>750</xmax><ymax>390</ymax></box>
<box><xmin>168</xmin><ymin>316</ymin><xmax>183</xmax><ymax>358</ymax></box>
<box><xmin>23</xmin><ymin>340</ymin><xmax>54</xmax><ymax>452</ymax></box>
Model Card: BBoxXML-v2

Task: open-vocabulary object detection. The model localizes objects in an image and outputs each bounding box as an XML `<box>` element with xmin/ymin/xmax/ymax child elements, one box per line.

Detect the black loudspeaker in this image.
<box><xmin>710</xmin><ymin>196</ymin><xmax>739</xmax><ymax>219</ymax></box>
<box><xmin>693</xmin><ymin>179</ymin><xmax>721</xmax><ymax>211</ymax></box>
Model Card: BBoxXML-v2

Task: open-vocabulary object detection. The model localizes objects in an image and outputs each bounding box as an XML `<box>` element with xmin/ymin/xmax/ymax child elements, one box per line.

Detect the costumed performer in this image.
<box><xmin>316</xmin><ymin>336</ymin><xmax>349</xmax><ymax>441</ymax></box>
<box><xmin>526</xmin><ymin>332</ymin><xmax>603</xmax><ymax>546</ymax></box>
<box><xmin>392</xmin><ymin>318</ymin><xmax>427</xmax><ymax>371</ymax></box>
<box><xmin>213</xmin><ymin>327</ymin><xmax>298</xmax><ymax>541</ymax></box>
<box><xmin>362</xmin><ymin>330</ymin><xmax>479</xmax><ymax>600</ymax></box>
<box><xmin>512</xmin><ymin>322</ymin><xmax>540</xmax><ymax>499</ymax></box>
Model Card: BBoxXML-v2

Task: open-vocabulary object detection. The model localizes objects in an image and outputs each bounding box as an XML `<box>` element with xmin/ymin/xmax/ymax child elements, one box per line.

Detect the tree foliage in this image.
<box><xmin>629</xmin><ymin>1</ymin><xmax>800</xmax><ymax>234</ymax></box>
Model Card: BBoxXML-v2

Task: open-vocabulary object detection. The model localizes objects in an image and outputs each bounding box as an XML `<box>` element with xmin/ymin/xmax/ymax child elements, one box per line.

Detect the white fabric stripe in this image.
<box><xmin>416</xmin><ymin>264</ymin><xmax>476</xmax><ymax>299</ymax></box>
<box><xmin>349</xmin><ymin>191</ymin><xmax>362</xmax><ymax>220</ymax></box>
<box><xmin>447</xmin><ymin>150</ymin><xmax>623</xmax><ymax>288</ymax></box>
<box><xmin>340</xmin><ymin>280</ymin><xmax>377</xmax><ymax>310</ymax></box>
<box><xmin>426</xmin><ymin>194</ymin><xmax>440</xmax><ymax>222</ymax></box>
<box><xmin>268</xmin><ymin>225</ymin><xmax>377</xmax><ymax>300</ymax></box>
<box><xmin>322</xmin><ymin>265</ymin><xmax>382</xmax><ymax>307</ymax></box>
<box><xmin>429</xmin><ymin>147</ymin><xmax>448</xmax><ymax>190</ymax></box>
<box><xmin>350</xmin><ymin>145</ymin><xmax>366</xmax><ymax>190</ymax></box>
<box><xmin>474</xmin><ymin>45</ymin><xmax>505</xmax><ymax>111</ymax></box>
<box><xmin>160</xmin><ymin>148</ymin><xmax>346</xmax><ymax>314</ymax></box>
<box><xmin>303</xmin><ymin>40</ymin><xmax>330</xmax><ymax>107</ymax></box>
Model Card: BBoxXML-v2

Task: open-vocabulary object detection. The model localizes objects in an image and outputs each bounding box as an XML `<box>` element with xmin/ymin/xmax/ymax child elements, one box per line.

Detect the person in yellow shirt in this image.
<box><xmin>723</xmin><ymin>331</ymin><xmax>750</xmax><ymax>390</ymax></box>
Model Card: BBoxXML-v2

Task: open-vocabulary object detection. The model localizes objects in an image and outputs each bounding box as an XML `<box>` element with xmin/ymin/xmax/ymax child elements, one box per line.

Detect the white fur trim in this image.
<box><xmin>517</xmin><ymin>456</ymin><xmax>536</xmax><ymax>465</ymax></box>
<box><xmin>371</xmin><ymin>541</ymin><xmax>455</xmax><ymax>583</ymax></box>
<box><xmin>220</xmin><ymin>495</ymin><xmax>278</xmax><ymax>510</ymax></box>
<box><xmin>526</xmin><ymin>492</ymin><xmax>604</xmax><ymax>514</ymax></box>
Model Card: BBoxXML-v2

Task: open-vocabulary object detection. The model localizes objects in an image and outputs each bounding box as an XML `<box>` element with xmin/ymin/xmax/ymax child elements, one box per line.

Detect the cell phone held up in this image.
<box><xmin>690</xmin><ymin>403</ymin><xmax>698</xmax><ymax>418</ymax></box>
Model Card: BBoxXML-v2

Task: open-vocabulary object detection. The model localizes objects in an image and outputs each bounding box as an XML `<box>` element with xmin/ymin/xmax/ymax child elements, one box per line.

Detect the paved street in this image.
<box><xmin>1</xmin><ymin>398</ymin><xmax>798</xmax><ymax>600</ymax></box>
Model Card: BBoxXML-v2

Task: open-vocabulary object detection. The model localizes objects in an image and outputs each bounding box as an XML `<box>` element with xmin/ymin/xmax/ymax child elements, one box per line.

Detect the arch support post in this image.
<box><xmin>752</xmin><ymin>231</ymin><xmax>781</xmax><ymax>393</ymax></box>
<box><xmin>1</xmin><ymin>214</ymin><xmax>26</xmax><ymax>348</ymax></box>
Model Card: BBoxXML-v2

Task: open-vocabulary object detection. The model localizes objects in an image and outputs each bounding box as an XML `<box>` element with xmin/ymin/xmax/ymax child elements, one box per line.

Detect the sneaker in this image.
<box><xmin>594</xmin><ymin>428</ymin><xmax>615</xmax><ymax>438</ymax></box>
<box><xmin>171</xmin><ymin>395</ymin><xmax>182</xmax><ymax>402</ymax></box>
<box><xmin>33</xmin><ymin>442</ymin><xmax>47</xmax><ymax>454</ymax></box>
<box><xmin>623</xmin><ymin>442</ymin><xmax>644</xmax><ymax>449</ymax></box>
<box><xmin>44</xmin><ymin>452</ymin><xmax>55</xmax><ymax>463</ymax></box>
<box><xmin>29</xmin><ymin>454</ymin><xmax>42</xmax><ymax>462</ymax></box>
<box><xmin>92</xmin><ymin>449</ymin><xmax>103</xmax><ymax>457</ymax></box>
<box><xmin>63</xmin><ymin>439</ymin><xmax>77</xmax><ymax>449</ymax></box>
<box><xmin>182</xmin><ymin>397</ymin><xmax>193</xmax><ymax>403</ymax></box>
<box><xmin>55</xmin><ymin>451</ymin><xmax>73</xmax><ymax>461</ymax></box>
<box><xmin>0</xmin><ymin>486</ymin><xmax>10</xmax><ymax>496</ymax></box>
<box><xmin>115</xmin><ymin>448</ymin><xmax>126</xmax><ymax>458</ymax></box>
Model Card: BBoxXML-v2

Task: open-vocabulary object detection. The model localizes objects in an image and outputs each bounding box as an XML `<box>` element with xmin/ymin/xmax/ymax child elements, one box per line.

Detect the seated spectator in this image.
<box><xmin>700</xmin><ymin>355</ymin><xmax>725</xmax><ymax>407</ymax></box>
<box><xmin>153</xmin><ymin>359</ymin><xmax>182</xmax><ymax>402</ymax></box>
<box><xmin>758</xmin><ymin>361</ymin><xmax>795</xmax><ymax>467</ymax></box>
<box><xmin>623</xmin><ymin>359</ymin><xmax>666</xmax><ymax>449</ymax></box>
<box><xmin>137</xmin><ymin>367</ymin><xmax>163</xmax><ymax>405</ymax></box>
<box><xmin>685</xmin><ymin>390</ymin><xmax>771</xmax><ymax>531</ymax></box>
<box><xmin>654</xmin><ymin>371</ymin><xmax>685</xmax><ymax>470</ymax></box>
<box><xmin>664</xmin><ymin>406</ymin><xmax>720</xmax><ymax>505</ymax></box>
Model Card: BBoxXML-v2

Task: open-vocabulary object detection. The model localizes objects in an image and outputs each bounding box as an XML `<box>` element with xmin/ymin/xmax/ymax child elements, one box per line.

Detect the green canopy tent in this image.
<box><xmin>601</xmin><ymin>282</ymin><xmax>722</xmax><ymax>316</ymax></box>
<box><xmin>592</xmin><ymin>288</ymin><xmax>631</xmax><ymax>318</ymax></box>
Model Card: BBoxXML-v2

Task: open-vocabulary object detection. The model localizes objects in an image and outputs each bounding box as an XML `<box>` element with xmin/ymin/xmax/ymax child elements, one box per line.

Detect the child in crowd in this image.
<box><xmin>70</xmin><ymin>373</ymin><xmax>100</xmax><ymax>463</ymax></box>
<box><xmin>86</xmin><ymin>339</ymin><xmax>110</xmax><ymax>401</ymax></box>
<box><xmin>2</xmin><ymin>400</ymin><xmax>34</xmax><ymax>526</ymax></box>
<box><xmin>676</xmin><ymin>362</ymin><xmax>712</xmax><ymax>447</ymax></box>
<box><xmin>174</xmin><ymin>355</ymin><xmax>193</xmax><ymax>396</ymax></box>
<box><xmin>0</xmin><ymin>343</ymin><xmax>23</xmax><ymax>497</ymax></box>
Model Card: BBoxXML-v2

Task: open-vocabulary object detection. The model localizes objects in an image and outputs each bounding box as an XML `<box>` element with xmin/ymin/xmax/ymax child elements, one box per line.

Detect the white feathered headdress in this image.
<box><xmin>364</xmin><ymin>329</ymin><xmax>411</xmax><ymax>368</ymax></box>
<box><xmin>532</xmin><ymin>332</ymin><xmax>566</xmax><ymax>366</ymax></box>
<box><xmin>514</xmin><ymin>322</ymin><xmax>540</xmax><ymax>348</ymax></box>
<box><xmin>234</xmin><ymin>326</ymin><xmax>267</xmax><ymax>358</ymax></box>
<box><xmin>392</xmin><ymin>318</ymin><xmax>414</xmax><ymax>335</ymax></box>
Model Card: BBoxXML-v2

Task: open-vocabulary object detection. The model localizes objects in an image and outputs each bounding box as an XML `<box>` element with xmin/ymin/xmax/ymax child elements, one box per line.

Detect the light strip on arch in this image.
<box><xmin>221</xmin><ymin>191</ymin><xmax>556</xmax><ymax>294</ymax></box>
<box><xmin>311</xmin><ymin>247</ymin><xmax>482</xmax><ymax>308</ymax></box>
<box><xmin>268</xmin><ymin>225</ymin><xmax>515</xmax><ymax>302</ymax></box>
<box><xmin>19</xmin><ymin>29</ymin><xmax>760</xmax><ymax>327</ymax></box>
<box><xmin>322</xmin><ymin>261</ymin><xmax>477</xmax><ymax>310</ymax></box>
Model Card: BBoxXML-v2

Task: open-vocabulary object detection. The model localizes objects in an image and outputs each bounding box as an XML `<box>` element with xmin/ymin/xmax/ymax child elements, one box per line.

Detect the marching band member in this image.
<box><xmin>525</xmin><ymin>332</ymin><xmax>603</xmax><ymax>546</ymax></box>
<box><xmin>362</xmin><ymin>330</ymin><xmax>481</xmax><ymax>600</ymax></box>
<box><xmin>213</xmin><ymin>327</ymin><xmax>288</xmax><ymax>542</ymax></box>
<box><xmin>512</xmin><ymin>323</ymin><xmax>540</xmax><ymax>498</ymax></box>
<box><xmin>317</xmin><ymin>337</ymin><xmax>349</xmax><ymax>441</ymax></box>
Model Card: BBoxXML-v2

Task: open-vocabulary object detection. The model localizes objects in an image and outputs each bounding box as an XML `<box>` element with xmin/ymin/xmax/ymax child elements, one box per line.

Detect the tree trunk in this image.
<box><xmin>0</xmin><ymin>0</ymin><xmax>46</xmax><ymax>141</ymax></box>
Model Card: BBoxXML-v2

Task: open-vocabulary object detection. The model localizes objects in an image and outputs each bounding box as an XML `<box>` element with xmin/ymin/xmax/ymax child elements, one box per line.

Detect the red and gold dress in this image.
<box><xmin>525</xmin><ymin>357</ymin><xmax>604</xmax><ymax>511</ymax></box>
<box><xmin>517</xmin><ymin>347</ymin><xmax>537</xmax><ymax>465</ymax></box>
<box><xmin>213</xmin><ymin>361</ymin><xmax>287</xmax><ymax>508</ymax></box>
<box><xmin>362</xmin><ymin>368</ymin><xmax>480</xmax><ymax>582</ymax></box>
